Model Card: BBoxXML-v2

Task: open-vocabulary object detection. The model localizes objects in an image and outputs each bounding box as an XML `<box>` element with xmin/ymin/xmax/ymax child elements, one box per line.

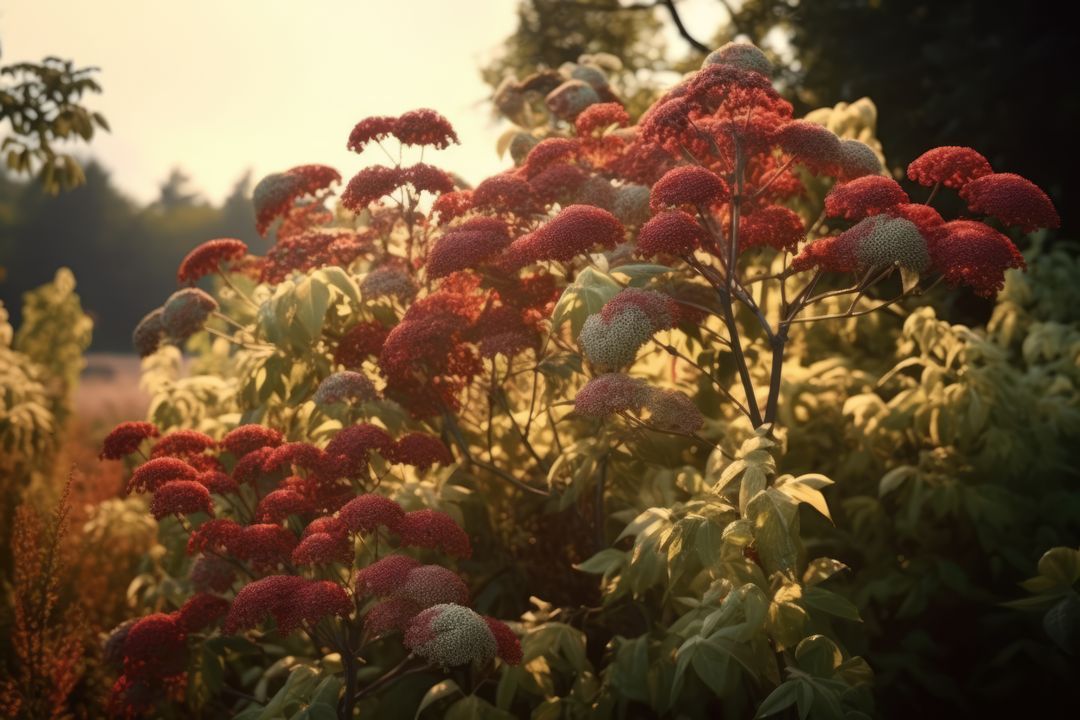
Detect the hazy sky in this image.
<box><xmin>2</xmin><ymin>0</ymin><xmax>725</xmax><ymax>204</ymax></box>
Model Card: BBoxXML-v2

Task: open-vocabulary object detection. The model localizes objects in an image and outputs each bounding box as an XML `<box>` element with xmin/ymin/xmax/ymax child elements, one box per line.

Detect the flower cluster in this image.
<box><xmin>252</xmin><ymin>164</ymin><xmax>341</xmax><ymax>236</ymax></box>
<box><xmin>348</xmin><ymin>109</ymin><xmax>459</xmax><ymax>153</ymax></box>
<box><xmin>176</xmin><ymin>238</ymin><xmax>249</xmax><ymax>286</ymax></box>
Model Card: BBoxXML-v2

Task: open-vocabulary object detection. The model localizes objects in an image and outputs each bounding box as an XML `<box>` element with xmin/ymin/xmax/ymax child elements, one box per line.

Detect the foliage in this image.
<box><xmin>0</xmin><ymin>50</ymin><xmax>107</xmax><ymax>194</ymax></box>
<box><xmin>10</xmin><ymin>38</ymin><xmax>1070</xmax><ymax>720</ymax></box>
<box><xmin>0</xmin><ymin>477</ymin><xmax>85</xmax><ymax>720</ymax></box>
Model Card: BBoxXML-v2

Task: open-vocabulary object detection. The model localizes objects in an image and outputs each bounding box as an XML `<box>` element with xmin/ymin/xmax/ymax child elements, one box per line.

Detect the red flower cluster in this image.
<box><xmin>731</xmin><ymin>205</ymin><xmax>806</xmax><ymax>252</ymax></box>
<box><xmin>127</xmin><ymin>457</ymin><xmax>198</xmax><ymax>495</ymax></box>
<box><xmin>636</xmin><ymin>210</ymin><xmax>704</xmax><ymax>257</ymax></box>
<box><xmin>150</xmin><ymin>480</ymin><xmax>213</xmax><ymax>520</ymax></box>
<box><xmin>650</xmin><ymin>165</ymin><xmax>728</xmax><ymax>212</ymax></box>
<box><xmin>151</xmin><ymin>430</ymin><xmax>216</xmax><ymax>459</ymax></box>
<box><xmin>334</xmin><ymin>321</ymin><xmax>389</xmax><ymax>368</ymax></box>
<box><xmin>426</xmin><ymin>217</ymin><xmax>513</xmax><ymax>278</ymax></box>
<box><xmin>253</xmin><ymin>164</ymin><xmax>341</xmax><ymax>236</ymax></box>
<box><xmin>504</xmin><ymin>205</ymin><xmax>624</xmax><ymax>268</ymax></box>
<box><xmin>100</xmin><ymin>421</ymin><xmax>159</xmax><ymax>460</ymax></box>
<box><xmin>575</xmin><ymin>102</ymin><xmax>630</xmax><ymax>136</ymax></box>
<box><xmin>932</xmin><ymin>220</ymin><xmax>1026</xmax><ymax>297</ymax></box>
<box><xmin>348</xmin><ymin>109</ymin><xmax>459</xmax><ymax>153</ymax></box>
<box><xmin>907</xmin><ymin>146</ymin><xmax>992</xmax><ymax>190</ymax></box>
<box><xmin>260</xmin><ymin>229</ymin><xmax>373</xmax><ymax>284</ymax></box>
<box><xmin>176</xmin><ymin>238</ymin><xmax>248</xmax><ymax>286</ymax></box>
<box><xmin>825</xmin><ymin>176</ymin><xmax>910</xmax><ymax>221</ymax></box>
<box><xmin>224</xmin><ymin>576</ymin><xmax>350</xmax><ymax>634</ymax></box>
<box><xmin>221</xmin><ymin>424</ymin><xmax>283</xmax><ymax>457</ymax></box>
<box><xmin>396</xmin><ymin>509</ymin><xmax>472</xmax><ymax>558</ymax></box>
<box><xmin>383</xmin><ymin>432</ymin><xmax>454</xmax><ymax>471</ymax></box>
<box><xmin>959</xmin><ymin>172</ymin><xmax>1060</xmax><ymax>232</ymax></box>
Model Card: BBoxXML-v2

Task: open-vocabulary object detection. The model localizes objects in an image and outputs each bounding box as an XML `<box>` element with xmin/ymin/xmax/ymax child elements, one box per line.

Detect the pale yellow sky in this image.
<box><xmin>2</xmin><ymin>0</ymin><xmax>726</xmax><ymax>204</ymax></box>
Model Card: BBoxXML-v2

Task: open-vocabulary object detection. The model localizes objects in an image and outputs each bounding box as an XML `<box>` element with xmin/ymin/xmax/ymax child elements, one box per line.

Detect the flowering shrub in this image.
<box><xmin>88</xmin><ymin>40</ymin><xmax>1071</xmax><ymax>720</ymax></box>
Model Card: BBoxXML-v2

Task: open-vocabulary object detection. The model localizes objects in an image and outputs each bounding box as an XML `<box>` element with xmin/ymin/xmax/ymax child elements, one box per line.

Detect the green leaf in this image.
<box><xmin>746</xmin><ymin>489</ymin><xmax>799</xmax><ymax>576</ymax></box>
<box><xmin>801</xmin><ymin>586</ymin><xmax>861</xmax><ymax>622</ymax></box>
<box><xmin>1038</xmin><ymin>547</ymin><xmax>1080</xmax><ymax>587</ymax></box>
<box><xmin>755</xmin><ymin>680</ymin><xmax>799</xmax><ymax>718</ymax></box>
<box><xmin>878</xmin><ymin>465</ymin><xmax>915</xmax><ymax>496</ymax></box>
<box><xmin>610</xmin><ymin>263</ymin><xmax>673</xmax><ymax>286</ymax></box>
<box><xmin>794</xmin><ymin>635</ymin><xmax>843</xmax><ymax>677</ymax></box>
<box><xmin>414</xmin><ymin>679</ymin><xmax>461</xmax><ymax>719</ymax></box>
<box><xmin>444</xmin><ymin>695</ymin><xmax>515</xmax><ymax>720</ymax></box>
<box><xmin>774</xmin><ymin>474</ymin><xmax>834</xmax><ymax>522</ymax></box>
<box><xmin>802</xmin><ymin>558</ymin><xmax>848</xmax><ymax>586</ymax></box>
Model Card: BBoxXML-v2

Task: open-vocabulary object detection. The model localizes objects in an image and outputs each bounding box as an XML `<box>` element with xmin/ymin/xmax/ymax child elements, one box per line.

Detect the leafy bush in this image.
<box><xmin>85</xmin><ymin>41</ymin><xmax>1073</xmax><ymax>720</ymax></box>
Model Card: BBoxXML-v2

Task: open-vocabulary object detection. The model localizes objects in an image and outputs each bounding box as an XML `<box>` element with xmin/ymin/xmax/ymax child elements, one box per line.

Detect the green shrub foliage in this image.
<box><xmin>92</xmin><ymin>42</ymin><xmax>1074</xmax><ymax>720</ymax></box>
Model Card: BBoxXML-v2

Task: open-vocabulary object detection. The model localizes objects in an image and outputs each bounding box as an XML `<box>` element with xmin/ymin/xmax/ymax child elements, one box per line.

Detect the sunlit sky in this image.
<box><xmin>2</xmin><ymin>0</ymin><xmax>727</xmax><ymax>204</ymax></box>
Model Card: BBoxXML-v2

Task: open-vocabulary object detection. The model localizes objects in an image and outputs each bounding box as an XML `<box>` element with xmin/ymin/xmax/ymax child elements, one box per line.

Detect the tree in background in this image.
<box><xmin>1</xmin><ymin>45</ymin><xmax>108</xmax><ymax>194</ymax></box>
<box><xmin>490</xmin><ymin>0</ymin><xmax>1076</xmax><ymax>233</ymax></box>
<box><xmin>0</xmin><ymin>164</ymin><xmax>261</xmax><ymax>351</ymax></box>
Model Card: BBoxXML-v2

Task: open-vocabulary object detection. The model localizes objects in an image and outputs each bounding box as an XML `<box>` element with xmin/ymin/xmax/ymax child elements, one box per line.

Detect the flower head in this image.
<box><xmin>176</xmin><ymin>593</ymin><xmax>229</xmax><ymax>633</ymax></box>
<box><xmin>907</xmin><ymin>146</ymin><xmax>992</xmax><ymax>190</ymax></box>
<box><xmin>732</xmin><ymin>205</ymin><xmax>806</xmax><ymax>253</ymax></box>
<box><xmin>650</xmin><ymin>166</ymin><xmax>728</xmax><ymax>212</ymax></box>
<box><xmin>384</xmin><ymin>433</ymin><xmax>454</xmax><ymax>471</ymax></box>
<box><xmin>398</xmin><ymin>565</ymin><xmax>470</xmax><ymax>607</ymax></box>
<box><xmin>825</xmin><ymin>176</ymin><xmax>909</xmax><ymax>221</ymax></box>
<box><xmin>636</xmin><ymin>210</ymin><xmax>704</xmax><ymax>257</ymax></box>
<box><xmin>503</xmin><ymin>205</ymin><xmax>624</xmax><ymax>267</ymax></box>
<box><xmin>151</xmin><ymin>430</ymin><xmax>216</xmax><ymax>459</ymax></box>
<box><xmin>579</xmin><ymin>307</ymin><xmax>656</xmax><ymax>370</ymax></box>
<box><xmin>546</xmin><ymin>80</ymin><xmax>600</xmax><ymax>120</ymax></box>
<box><xmin>959</xmin><ymin>172</ymin><xmax>1060</xmax><ymax>231</ymax></box>
<box><xmin>221</xmin><ymin>424</ymin><xmax>284</xmax><ymax>457</ymax></box>
<box><xmin>404</xmin><ymin>604</ymin><xmax>498</xmax><ymax>668</ymax></box>
<box><xmin>853</xmin><ymin>215</ymin><xmax>930</xmax><ymax>271</ymax></box>
<box><xmin>292</xmin><ymin>531</ymin><xmax>353</xmax><ymax>565</ymax></box>
<box><xmin>339</xmin><ymin>494</ymin><xmax>406</xmax><ymax>534</ymax></box>
<box><xmin>932</xmin><ymin>220</ymin><xmax>1025</xmax><ymax>297</ymax></box>
<box><xmin>483</xmin><ymin>617</ymin><xmax>522</xmax><ymax>665</ymax></box>
<box><xmin>360</xmin><ymin>264</ymin><xmax>418</xmax><ymax>302</ymax></box>
<box><xmin>838</xmin><ymin>139</ymin><xmax>882</xmax><ymax>180</ymax></box>
<box><xmin>253</xmin><ymin>164</ymin><xmax>340</xmax><ymax>236</ymax></box>
<box><xmin>702</xmin><ymin>42</ymin><xmax>772</xmax><ymax>77</ymax></box>
<box><xmin>256</xmin><ymin>489</ymin><xmax>315</xmax><ymax>523</ymax></box>
<box><xmin>393</xmin><ymin>109</ymin><xmax>459</xmax><ymax>149</ymax></box>
<box><xmin>341</xmin><ymin>165</ymin><xmax>407</xmax><ymax>211</ymax></box>
<box><xmin>177</xmin><ymin>239</ymin><xmax>248</xmax><ymax>286</ymax></box>
<box><xmin>186</xmin><ymin>518</ymin><xmax>242</xmax><ymax>555</ymax></box>
<box><xmin>334</xmin><ymin>321</ymin><xmax>389</xmax><ymax>368</ymax></box>
<box><xmin>776</xmin><ymin>120</ymin><xmax>842</xmax><ymax>175</ymax></box>
<box><xmin>314</xmin><ymin>371</ymin><xmax>378</xmax><ymax>405</ymax></box>
<box><xmin>644</xmin><ymin>388</ymin><xmax>703</xmax><ymax>433</ymax></box>
<box><xmin>347</xmin><ymin>115</ymin><xmax>396</xmax><ymax>153</ymax></box>
<box><xmin>426</xmin><ymin>217</ymin><xmax>513</xmax><ymax>278</ymax></box>
<box><xmin>355</xmin><ymin>555</ymin><xmax>423</xmax><ymax>597</ymax></box>
<box><xmin>101</xmin><ymin>421</ymin><xmax>159</xmax><ymax>460</ymax></box>
<box><xmin>229</xmin><ymin>524</ymin><xmax>298</xmax><ymax>570</ymax></box>
<box><xmin>224</xmin><ymin>576</ymin><xmax>309</xmax><ymax>634</ymax></box>
<box><xmin>613</xmin><ymin>184</ymin><xmax>651</xmax><ymax>227</ymax></box>
<box><xmin>127</xmin><ymin>457</ymin><xmax>198</xmax><ymax>494</ymax></box>
<box><xmin>471</xmin><ymin>173</ymin><xmax>537</xmax><ymax>215</ymax></box>
<box><xmin>521</xmin><ymin>138</ymin><xmax>580</xmax><ymax>179</ymax></box>
<box><xmin>574</xmin><ymin>374</ymin><xmax>651</xmax><ymax>418</ymax></box>
<box><xmin>396</xmin><ymin>509</ymin><xmax>472</xmax><ymax>558</ymax></box>
<box><xmin>132</xmin><ymin>308</ymin><xmax>166</xmax><ymax>357</ymax></box>
<box><xmin>150</xmin><ymin>480</ymin><xmax>213</xmax><ymax>520</ymax></box>
<box><xmin>162</xmin><ymin>288</ymin><xmax>217</xmax><ymax>342</ymax></box>
<box><xmin>123</xmin><ymin>613</ymin><xmax>186</xmax><ymax>678</ymax></box>
<box><xmin>364</xmin><ymin>597</ymin><xmax>422</xmax><ymax>637</ymax></box>
<box><xmin>575</xmin><ymin>102</ymin><xmax>630</xmax><ymax>136</ymax></box>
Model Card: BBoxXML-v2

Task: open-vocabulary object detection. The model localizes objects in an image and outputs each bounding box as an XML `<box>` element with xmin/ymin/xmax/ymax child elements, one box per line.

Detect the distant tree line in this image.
<box><xmin>0</xmin><ymin>163</ymin><xmax>262</xmax><ymax>351</ymax></box>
